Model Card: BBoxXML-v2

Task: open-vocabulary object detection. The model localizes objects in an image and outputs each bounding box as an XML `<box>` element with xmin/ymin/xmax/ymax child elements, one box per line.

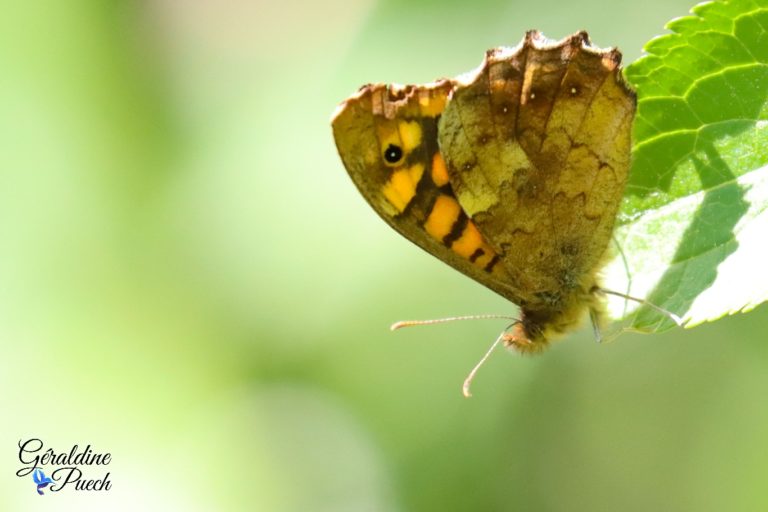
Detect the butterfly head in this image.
<box><xmin>502</xmin><ymin>318</ymin><xmax>550</xmax><ymax>355</ymax></box>
<box><xmin>504</xmin><ymin>286</ymin><xmax>602</xmax><ymax>354</ymax></box>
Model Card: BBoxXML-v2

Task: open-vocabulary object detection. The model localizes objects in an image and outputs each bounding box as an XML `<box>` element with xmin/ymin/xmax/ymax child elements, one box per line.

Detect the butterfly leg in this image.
<box><xmin>589</xmin><ymin>307</ymin><xmax>603</xmax><ymax>343</ymax></box>
<box><xmin>596</xmin><ymin>288</ymin><xmax>684</xmax><ymax>326</ymax></box>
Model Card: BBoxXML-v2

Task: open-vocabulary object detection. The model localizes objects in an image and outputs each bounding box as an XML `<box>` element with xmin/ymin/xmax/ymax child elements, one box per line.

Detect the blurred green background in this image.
<box><xmin>2</xmin><ymin>0</ymin><xmax>768</xmax><ymax>510</ymax></box>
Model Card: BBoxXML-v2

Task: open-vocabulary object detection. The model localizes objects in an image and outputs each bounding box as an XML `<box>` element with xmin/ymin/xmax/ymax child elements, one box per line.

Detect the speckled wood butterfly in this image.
<box><xmin>333</xmin><ymin>31</ymin><xmax>668</xmax><ymax>394</ymax></box>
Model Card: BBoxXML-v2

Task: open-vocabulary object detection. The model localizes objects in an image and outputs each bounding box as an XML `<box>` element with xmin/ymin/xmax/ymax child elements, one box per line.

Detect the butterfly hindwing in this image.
<box><xmin>437</xmin><ymin>31</ymin><xmax>636</xmax><ymax>311</ymax></box>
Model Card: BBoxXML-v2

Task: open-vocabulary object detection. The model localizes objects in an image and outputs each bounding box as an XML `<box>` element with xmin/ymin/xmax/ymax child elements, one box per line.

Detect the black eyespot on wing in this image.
<box><xmin>383</xmin><ymin>144</ymin><xmax>404</xmax><ymax>165</ymax></box>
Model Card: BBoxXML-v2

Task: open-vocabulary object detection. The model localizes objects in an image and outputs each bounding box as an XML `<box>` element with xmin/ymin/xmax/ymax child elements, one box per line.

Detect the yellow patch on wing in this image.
<box><xmin>418</xmin><ymin>92</ymin><xmax>447</xmax><ymax>117</ymax></box>
<box><xmin>431</xmin><ymin>153</ymin><xmax>449</xmax><ymax>187</ymax></box>
<box><xmin>398</xmin><ymin>121</ymin><xmax>422</xmax><ymax>152</ymax></box>
<box><xmin>424</xmin><ymin>194</ymin><xmax>461</xmax><ymax>240</ymax></box>
<box><xmin>381</xmin><ymin>163</ymin><xmax>424</xmax><ymax>212</ymax></box>
<box><xmin>376</xmin><ymin>122</ymin><xmax>400</xmax><ymax>150</ymax></box>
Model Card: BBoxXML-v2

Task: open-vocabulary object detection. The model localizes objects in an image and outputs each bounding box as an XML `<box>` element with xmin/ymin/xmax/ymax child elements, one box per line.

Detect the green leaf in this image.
<box><xmin>604</xmin><ymin>0</ymin><xmax>768</xmax><ymax>332</ymax></box>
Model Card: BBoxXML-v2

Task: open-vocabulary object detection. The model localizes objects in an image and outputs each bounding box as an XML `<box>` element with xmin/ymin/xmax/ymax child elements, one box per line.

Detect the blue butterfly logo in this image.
<box><xmin>32</xmin><ymin>469</ymin><xmax>53</xmax><ymax>495</ymax></box>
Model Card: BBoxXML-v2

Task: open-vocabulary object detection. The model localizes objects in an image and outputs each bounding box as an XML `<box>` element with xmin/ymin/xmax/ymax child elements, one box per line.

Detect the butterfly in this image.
<box><xmin>332</xmin><ymin>31</ymin><xmax>638</xmax><ymax>370</ymax></box>
<box><xmin>33</xmin><ymin>468</ymin><xmax>54</xmax><ymax>495</ymax></box>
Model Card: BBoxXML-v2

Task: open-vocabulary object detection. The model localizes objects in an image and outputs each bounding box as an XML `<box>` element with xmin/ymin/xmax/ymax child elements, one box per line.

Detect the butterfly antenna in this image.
<box><xmin>462</xmin><ymin>323</ymin><xmax>517</xmax><ymax>398</ymax></box>
<box><xmin>597</xmin><ymin>288</ymin><xmax>685</xmax><ymax>326</ymax></box>
<box><xmin>390</xmin><ymin>314</ymin><xmax>519</xmax><ymax>331</ymax></box>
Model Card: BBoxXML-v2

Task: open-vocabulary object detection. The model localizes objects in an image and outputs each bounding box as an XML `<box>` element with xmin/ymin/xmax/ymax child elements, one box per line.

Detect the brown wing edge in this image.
<box><xmin>454</xmin><ymin>30</ymin><xmax>636</xmax><ymax>102</ymax></box>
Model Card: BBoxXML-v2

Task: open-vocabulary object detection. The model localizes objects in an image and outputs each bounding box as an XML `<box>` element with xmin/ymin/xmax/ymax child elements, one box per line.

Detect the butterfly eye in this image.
<box><xmin>383</xmin><ymin>144</ymin><xmax>404</xmax><ymax>165</ymax></box>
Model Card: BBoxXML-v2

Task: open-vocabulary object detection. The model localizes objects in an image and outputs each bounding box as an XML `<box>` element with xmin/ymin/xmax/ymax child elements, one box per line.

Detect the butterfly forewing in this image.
<box><xmin>332</xmin><ymin>82</ymin><xmax>521</xmax><ymax>302</ymax></box>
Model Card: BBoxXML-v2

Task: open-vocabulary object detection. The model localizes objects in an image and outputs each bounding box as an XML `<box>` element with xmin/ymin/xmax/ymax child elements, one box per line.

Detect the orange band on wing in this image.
<box><xmin>431</xmin><ymin>153</ymin><xmax>449</xmax><ymax>187</ymax></box>
<box><xmin>424</xmin><ymin>195</ymin><xmax>461</xmax><ymax>240</ymax></box>
<box><xmin>425</xmin><ymin>195</ymin><xmax>502</xmax><ymax>273</ymax></box>
<box><xmin>450</xmin><ymin>220</ymin><xmax>484</xmax><ymax>259</ymax></box>
<box><xmin>450</xmin><ymin>220</ymin><xmax>500</xmax><ymax>271</ymax></box>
